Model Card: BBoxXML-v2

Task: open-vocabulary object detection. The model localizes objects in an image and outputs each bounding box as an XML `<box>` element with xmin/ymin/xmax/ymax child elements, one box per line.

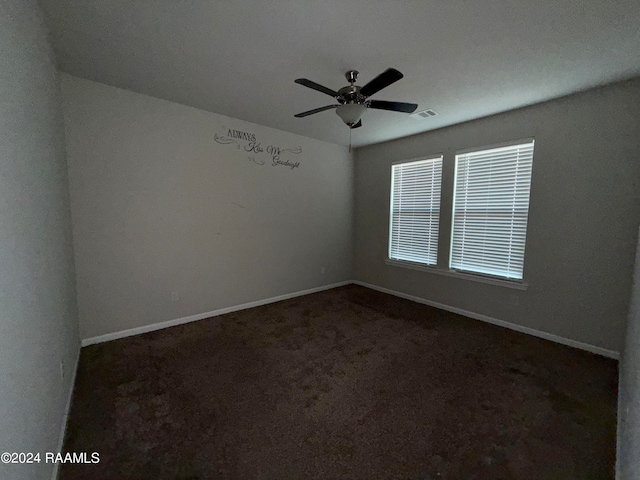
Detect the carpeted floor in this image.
<box><xmin>61</xmin><ymin>285</ymin><xmax>618</xmax><ymax>479</ymax></box>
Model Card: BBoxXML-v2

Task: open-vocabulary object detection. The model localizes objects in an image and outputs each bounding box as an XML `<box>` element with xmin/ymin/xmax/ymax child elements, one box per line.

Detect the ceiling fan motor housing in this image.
<box><xmin>337</xmin><ymin>85</ymin><xmax>365</xmax><ymax>105</ymax></box>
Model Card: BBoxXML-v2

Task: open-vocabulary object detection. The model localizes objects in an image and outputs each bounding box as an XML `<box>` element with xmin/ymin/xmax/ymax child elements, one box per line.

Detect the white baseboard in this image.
<box><xmin>51</xmin><ymin>344</ymin><xmax>81</xmax><ymax>480</ymax></box>
<box><xmin>80</xmin><ymin>279</ymin><xmax>620</xmax><ymax>359</ymax></box>
<box><xmin>81</xmin><ymin>281</ymin><xmax>352</xmax><ymax>347</ymax></box>
<box><xmin>353</xmin><ymin>280</ymin><xmax>620</xmax><ymax>360</ymax></box>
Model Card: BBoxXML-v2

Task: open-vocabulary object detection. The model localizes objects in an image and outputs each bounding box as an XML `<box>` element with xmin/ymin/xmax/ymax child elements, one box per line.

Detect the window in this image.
<box><xmin>450</xmin><ymin>140</ymin><xmax>534</xmax><ymax>280</ymax></box>
<box><xmin>389</xmin><ymin>156</ymin><xmax>443</xmax><ymax>266</ymax></box>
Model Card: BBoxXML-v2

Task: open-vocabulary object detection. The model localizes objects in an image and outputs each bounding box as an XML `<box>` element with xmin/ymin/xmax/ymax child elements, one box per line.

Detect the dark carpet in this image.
<box><xmin>61</xmin><ymin>285</ymin><xmax>618</xmax><ymax>479</ymax></box>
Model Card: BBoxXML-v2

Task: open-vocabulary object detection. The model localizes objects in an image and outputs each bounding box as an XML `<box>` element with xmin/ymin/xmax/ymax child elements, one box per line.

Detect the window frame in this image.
<box><xmin>449</xmin><ymin>138</ymin><xmax>535</xmax><ymax>282</ymax></box>
<box><xmin>387</xmin><ymin>154</ymin><xmax>444</xmax><ymax>268</ymax></box>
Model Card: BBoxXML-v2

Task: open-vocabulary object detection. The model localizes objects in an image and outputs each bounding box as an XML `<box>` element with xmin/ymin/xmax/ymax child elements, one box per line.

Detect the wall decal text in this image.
<box><xmin>215</xmin><ymin>128</ymin><xmax>302</xmax><ymax>171</ymax></box>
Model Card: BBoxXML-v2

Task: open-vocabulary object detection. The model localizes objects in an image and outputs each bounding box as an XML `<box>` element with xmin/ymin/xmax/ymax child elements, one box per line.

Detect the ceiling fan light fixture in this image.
<box><xmin>336</xmin><ymin>104</ymin><xmax>367</xmax><ymax>127</ymax></box>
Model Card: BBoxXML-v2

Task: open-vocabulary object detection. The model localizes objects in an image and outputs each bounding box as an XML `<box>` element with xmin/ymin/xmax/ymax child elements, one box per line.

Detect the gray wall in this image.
<box><xmin>354</xmin><ymin>79</ymin><xmax>640</xmax><ymax>353</ymax></box>
<box><xmin>61</xmin><ymin>75</ymin><xmax>353</xmax><ymax>341</ymax></box>
<box><xmin>618</xmin><ymin>223</ymin><xmax>640</xmax><ymax>478</ymax></box>
<box><xmin>0</xmin><ymin>2</ymin><xmax>80</xmax><ymax>480</ymax></box>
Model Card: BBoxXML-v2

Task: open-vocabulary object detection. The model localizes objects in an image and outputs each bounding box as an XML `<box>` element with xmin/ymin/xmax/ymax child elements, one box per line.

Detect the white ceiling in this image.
<box><xmin>39</xmin><ymin>0</ymin><xmax>640</xmax><ymax>147</ymax></box>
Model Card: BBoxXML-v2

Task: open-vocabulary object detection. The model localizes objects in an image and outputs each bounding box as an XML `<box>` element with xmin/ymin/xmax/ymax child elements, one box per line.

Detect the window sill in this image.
<box><xmin>385</xmin><ymin>259</ymin><xmax>528</xmax><ymax>290</ymax></box>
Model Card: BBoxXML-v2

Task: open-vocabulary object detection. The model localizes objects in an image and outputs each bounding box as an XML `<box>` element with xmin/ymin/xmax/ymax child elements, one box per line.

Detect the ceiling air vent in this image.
<box><xmin>411</xmin><ymin>108</ymin><xmax>438</xmax><ymax>120</ymax></box>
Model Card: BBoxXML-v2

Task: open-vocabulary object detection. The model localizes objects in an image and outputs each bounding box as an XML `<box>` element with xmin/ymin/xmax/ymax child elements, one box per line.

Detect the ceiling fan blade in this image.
<box><xmin>367</xmin><ymin>100</ymin><xmax>418</xmax><ymax>113</ymax></box>
<box><xmin>351</xmin><ymin>119</ymin><xmax>363</xmax><ymax>129</ymax></box>
<box><xmin>294</xmin><ymin>105</ymin><xmax>338</xmax><ymax>118</ymax></box>
<box><xmin>295</xmin><ymin>78</ymin><xmax>339</xmax><ymax>98</ymax></box>
<box><xmin>359</xmin><ymin>68</ymin><xmax>404</xmax><ymax>97</ymax></box>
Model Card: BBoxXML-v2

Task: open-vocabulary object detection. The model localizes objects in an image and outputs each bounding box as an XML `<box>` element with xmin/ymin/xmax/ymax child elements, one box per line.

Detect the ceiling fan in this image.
<box><xmin>294</xmin><ymin>68</ymin><xmax>418</xmax><ymax>129</ymax></box>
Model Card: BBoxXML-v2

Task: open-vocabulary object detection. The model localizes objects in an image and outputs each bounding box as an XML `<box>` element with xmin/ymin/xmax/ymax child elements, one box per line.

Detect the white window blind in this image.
<box><xmin>450</xmin><ymin>141</ymin><xmax>534</xmax><ymax>280</ymax></box>
<box><xmin>389</xmin><ymin>156</ymin><xmax>443</xmax><ymax>266</ymax></box>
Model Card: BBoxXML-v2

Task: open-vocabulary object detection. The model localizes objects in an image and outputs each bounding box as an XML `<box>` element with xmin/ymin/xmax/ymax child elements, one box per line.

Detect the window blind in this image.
<box><xmin>450</xmin><ymin>141</ymin><xmax>534</xmax><ymax>280</ymax></box>
<box><xmin>389</xmin><ymin>156</ymin><xmax>443</xmax><ymax>266</ymax></box>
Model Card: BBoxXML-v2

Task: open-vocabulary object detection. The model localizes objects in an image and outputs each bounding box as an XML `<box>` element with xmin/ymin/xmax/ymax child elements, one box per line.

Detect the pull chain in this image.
<box><xmin>349</xmin><ymin>126</ymin><xmax>352</xmax><ymax>153</ymax></box>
